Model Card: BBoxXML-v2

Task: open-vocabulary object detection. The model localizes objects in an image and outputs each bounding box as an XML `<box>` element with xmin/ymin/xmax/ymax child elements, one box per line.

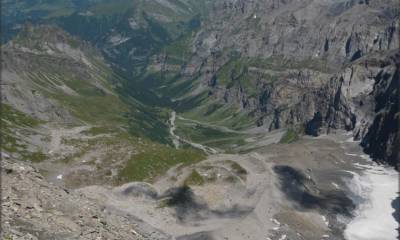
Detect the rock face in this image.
<box><xmin>157</xmin><ymin>0</ymin><xmax>399</xmax><ymax>168</ymax></box>
<box><xmin>322</xmin><ymin>50</ymin><xmax>399</xmax><ymax>169</ymax></box>
<box><xmin>195</xmin><ymin>0</ymin><xmax>399</xmax><ymax>64</ymax></box>
<box><xmin>0</xmin><ymin>159</ymin><xmax>143</xmax><ymax>240</ymax></box>
<box><xmin>359</xmin><ymin>52</ymin><xmax>399</xmax><ymax>168</ymax></box>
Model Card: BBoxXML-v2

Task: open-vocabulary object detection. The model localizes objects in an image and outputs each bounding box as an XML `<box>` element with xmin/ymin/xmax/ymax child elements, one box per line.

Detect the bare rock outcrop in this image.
<box><xmin>167</xmin><ymin>0</ymin><xmax>400</xmax><ymax>167</ymax></box>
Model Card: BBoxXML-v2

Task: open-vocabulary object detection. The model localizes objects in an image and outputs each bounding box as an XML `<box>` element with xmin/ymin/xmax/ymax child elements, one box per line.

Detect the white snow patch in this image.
<box><xmin>345</xmin><ymin>137</ymin><xmax>360</xmax><ymax>143</ymax></box>
<box><xmin>270</xmin><ymin>218</ymin><xmax>281</xmax><ymax>225</ymax></box>
<box><xmin>245</xmin><ymin>137</ymin><xmax>256</xmax><ymax>143</ymax></box>
<box><xmin>345</xmin><ymin>131</ymin><xmax>353</xmax><ymax>136</ymax></box>
<box><xmin>331</xmin><ymin>182</ymin><xmax>339</xmax><ymax>189</ymax></box>
<box><xmin>130</xmin><ymin>229</ymin><xmax>139</xmax><ymax>236</ymax></box>
<box><xmin>56</xmin><ymin>174</ymin><xmax>63</xmax><ymax>180</ymax></box>
<box><xmin>322</xmin><ymin>216</ymin><xmax>329</xmax><ymax>226</ymax></box>
<box><xmin>345</xmin><ymin>153</ymin><xmax>359</xmax><ymax>157</ymax></box>
<box><xmin>109</xmin><ymin>35</ymin><xmax>130</xmax><ymax>46</ymax></box>
<box><xmin>359</xmin><ymin>154</ymin><xmax>371</xmax><ymax>161</ymax></box>
<box><xmin>278</xmin><ymin>234</ymin><xmax>287</xmax><ymax>240</ymax></box>
<box><xmin>344</xmin><ymin>160</ymin><xmax>398</xmax><ymax>240</ymax></box>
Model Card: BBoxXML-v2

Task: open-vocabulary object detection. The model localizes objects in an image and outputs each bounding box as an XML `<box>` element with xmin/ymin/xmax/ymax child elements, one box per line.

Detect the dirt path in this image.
<box><xmin>169</xmin><ymin>111</ymin><xmax>218</xmax><ymax>154</ymax></box>
<box><xmin>36</xmin><ymin>125</ymin><xmax>91</xmax><ymax>185</ymax></box>
<box><xmin>48</xmin><ymin>126</ymin><xmax>90</xmax><ymax>155</ymax></box>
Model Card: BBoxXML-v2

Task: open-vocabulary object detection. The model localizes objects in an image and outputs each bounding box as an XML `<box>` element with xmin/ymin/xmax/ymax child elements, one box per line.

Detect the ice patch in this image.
<box><xmin>344</xmin><ymin>159</ymin><xmax>398</xmax><ymax>240</ymax></box>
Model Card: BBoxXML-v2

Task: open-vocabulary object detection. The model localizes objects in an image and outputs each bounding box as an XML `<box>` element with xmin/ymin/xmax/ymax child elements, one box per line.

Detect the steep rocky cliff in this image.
<box><xmin>146</xmin><ymin>0</ymin><xmax>399</xmax><ymax>168</ymax></box>
<box><xmin>359</xmin><ymin>52</ymin><xmax>399</xmax><ymax>168</ymax></box>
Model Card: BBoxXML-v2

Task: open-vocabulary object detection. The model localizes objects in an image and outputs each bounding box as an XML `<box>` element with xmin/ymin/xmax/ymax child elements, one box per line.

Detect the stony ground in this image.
<box><xmin>75</xmin><ymin>131</ymin><xmax>382</xmax><ymax>240</ymax></box>
<box><xmin>1</xmin><ymin>159</ymin><xmax>145</xmax><ymax>240</ymax></box>
<box><xmin>2</xmin><ymin>123</ymin><xmax>397</xmax><ymax>240</ymax></box>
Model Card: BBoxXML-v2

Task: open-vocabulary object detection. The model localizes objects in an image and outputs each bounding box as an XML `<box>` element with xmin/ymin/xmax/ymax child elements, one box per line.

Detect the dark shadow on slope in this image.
<box><xmin>273</xmin><ymin>165</ymin><xmax>355</xmax><ymax>216</ymax></box>
<box><xmin>158</xmin><ymin>186</ymin><xmax>253</xmax><ymax>222</ymax></box>
<box><xmin>159</xmin><ymin>186</ymin><xmax>208</xmax><ymax>221</ymax></box>
<box><xmin>211</xmin><ymin>204</ymin><xmax>253</xmax><ymax>219</ymax></box>
<box><xmin>176</xmin><ymin>231</ymin><xmax>215</xmax><ymax>240</ymax></box>
<box><xmin>121</xmin><ymin>182</ymin><xmax>158</xmax><ymax>199</ymax></box>
<box><xmin>392</xmin><ymin>196</ymin><xmax>400</xmax><ymax>226</ymax></box>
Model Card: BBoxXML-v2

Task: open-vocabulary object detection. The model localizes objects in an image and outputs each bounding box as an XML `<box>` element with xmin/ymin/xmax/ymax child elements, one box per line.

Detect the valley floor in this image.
<box><xmin>2</xmin><ymin>114</ymin><xmax>398</xmax><ymax>240</ymax></box>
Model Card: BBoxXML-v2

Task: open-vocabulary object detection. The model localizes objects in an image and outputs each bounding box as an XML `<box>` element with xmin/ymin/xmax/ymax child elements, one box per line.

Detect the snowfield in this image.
<box><xmin>344</xmin><ymin>157</ymin><xmax>399</xmax><ymax>240</ymax></box>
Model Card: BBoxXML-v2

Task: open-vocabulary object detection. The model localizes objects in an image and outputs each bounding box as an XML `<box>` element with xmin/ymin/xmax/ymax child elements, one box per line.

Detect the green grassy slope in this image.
<box><xmin>1</xmin><ymin>25</ymin><xmax>206</xmax><ymax>184</ymax></box>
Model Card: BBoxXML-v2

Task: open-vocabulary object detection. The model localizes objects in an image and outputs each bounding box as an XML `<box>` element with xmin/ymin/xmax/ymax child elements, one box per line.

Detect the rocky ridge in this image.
<box><xmin>153</xmin><ymin>0</ymin><xmax>399</xmax><ymax>168</ymax></box>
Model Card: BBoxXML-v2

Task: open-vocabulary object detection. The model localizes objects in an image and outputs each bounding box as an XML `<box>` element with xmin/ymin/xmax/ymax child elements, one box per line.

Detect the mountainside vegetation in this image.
<box><xmin>3</xmin><ymin>0</ymin><xmax>399</xmax><ymax>169</ymax></box>
<box><xmin>1</xmin><ymin>24</ymin><xmax>205</xmax><ymax>187</ymax></box>
<box><xmin>2</xmin><ymin>1</ymin><xmax>400</xmax><ymax>240</ymax></box>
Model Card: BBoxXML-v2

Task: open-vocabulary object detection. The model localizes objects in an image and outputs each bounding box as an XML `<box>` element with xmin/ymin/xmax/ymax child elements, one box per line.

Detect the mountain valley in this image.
<box><xmin>1</xmin><ymin>0</ymin><xmax>399</xmax><ymax>240</ymax></box>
